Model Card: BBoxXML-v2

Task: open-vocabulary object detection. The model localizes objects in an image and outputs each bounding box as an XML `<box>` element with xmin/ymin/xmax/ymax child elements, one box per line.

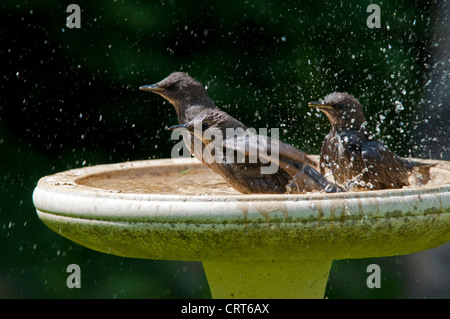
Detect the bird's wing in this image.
<box><xmin>319</xmin><ymin>133</ymin><xmax>335</xmax><ymax>175</ymax></box>
<box><xmin>219</xmin><ymin>133</ymin><xmax>344</xmax><ymax>193</ymax></box>
<box><xmin>276</xmin><ymin>138</ymin><xmax>317</xmax><ymax>168</ymax></box>
<box><xmin>221</xmin><ymin>133</ymin><xmax>316</xmax><ymax>167</ymax></box>
<box><xmin>360</xmin><ymin>139</ymin><xmax>409</xmax><ymax>188</ymax></box>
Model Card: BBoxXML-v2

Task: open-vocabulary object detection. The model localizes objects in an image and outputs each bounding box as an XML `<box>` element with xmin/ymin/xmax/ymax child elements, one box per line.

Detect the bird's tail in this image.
<box><xmin>289</xmin><ymin>163</ymin><xmax>346</xmax><ymax>193</ymax></box>
<box><xmin>401</xmin><ymin>158</ymin><xmax>437</xmax><ymax>186</ymax></box>
<box><xmin>304</xmin><ymin>165</ymin><xmax>346</xmax><ymax>193</ymax></box>
<box><xmin>401</xmin><ymin>158</ymin><xmax>437</xmax><ymax>170</ymax></box>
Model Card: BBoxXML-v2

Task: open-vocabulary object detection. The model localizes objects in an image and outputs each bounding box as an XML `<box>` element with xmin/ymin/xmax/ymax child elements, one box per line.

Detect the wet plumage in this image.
<box><xmin>309</xmin><ymin>92</ymin><xmax>435</xmax><ymax>190</ymax></box>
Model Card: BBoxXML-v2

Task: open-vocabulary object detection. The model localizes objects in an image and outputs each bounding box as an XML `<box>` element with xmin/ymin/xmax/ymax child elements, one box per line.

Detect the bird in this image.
<box><xmin>140</xmin><ymin>72</ymin><xmax>344</xmax><ymax>194</ymax></box>
<box><xmin>308</xmin><ymin>92</ymin><xmax>435</xmax><ymax>190</ymax></box>
<box><xmin>168</xmin><ymin>108</ymin><xmax>345</xmax><ymax>194</ymax></box>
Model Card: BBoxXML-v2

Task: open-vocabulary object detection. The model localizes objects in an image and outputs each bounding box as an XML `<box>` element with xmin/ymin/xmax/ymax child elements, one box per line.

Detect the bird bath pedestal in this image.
<box><xmin>32</xmin><ymin>157</ymin><xmax>450</xmax><ymax>298</ymax></box>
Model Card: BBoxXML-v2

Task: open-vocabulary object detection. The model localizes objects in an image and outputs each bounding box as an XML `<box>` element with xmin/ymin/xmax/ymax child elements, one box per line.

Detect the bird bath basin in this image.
<box><xmin>32</xmin><ymin>156</ymin><xmax>450</xmax><ymax>298</ymax></box>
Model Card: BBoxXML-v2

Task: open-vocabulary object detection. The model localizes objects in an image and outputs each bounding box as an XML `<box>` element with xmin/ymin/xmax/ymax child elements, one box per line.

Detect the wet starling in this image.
<box><xmin>168</xmin><ymin>108</ymin><xmax>345</xmax><ymax>194</ymax></box>
<box><xmin>309</xmin><ymin>92</ymin><xmax>435</xmax><ymax>190</ymax></box>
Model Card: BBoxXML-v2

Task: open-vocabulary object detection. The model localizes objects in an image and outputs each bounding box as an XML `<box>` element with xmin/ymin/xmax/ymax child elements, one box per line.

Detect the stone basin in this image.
<box><xmin>32</xmin><ymin>156</ymin><xmax>450</xmax><ymax>298</ymax></box>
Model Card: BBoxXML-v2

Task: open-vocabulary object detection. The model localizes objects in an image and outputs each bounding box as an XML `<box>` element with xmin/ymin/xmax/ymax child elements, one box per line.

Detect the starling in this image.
<box><xmin>169</xmin><ymin>108</ymin><xmax>345</xmax><ymax>194</ymax></box>
<box><xmin>309</xmin><ymin>92</ymin><xmax>435</xmax><ymax>190</ymax></box>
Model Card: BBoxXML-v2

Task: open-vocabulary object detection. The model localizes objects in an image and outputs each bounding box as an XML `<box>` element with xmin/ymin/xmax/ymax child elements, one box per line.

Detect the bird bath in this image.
<box><xmin>32</xmin><ymin>156</ymin><xmax>450</xmax><ymax>298</ymax></box>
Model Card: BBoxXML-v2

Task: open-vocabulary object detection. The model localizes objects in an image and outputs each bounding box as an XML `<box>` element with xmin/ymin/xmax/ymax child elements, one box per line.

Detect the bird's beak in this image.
<box><xmin>308</xmin><ymin>101</ymin><xmax>333</xmax><ymax>109</ymax></box>
<box><xmin>139</xmin><ymin>84</ymin><xmax>164</xmax><ymax>92</ymax></box>
<box><xmin>168</xmin><ymin>123</ymin><xmax>193</xmax><ymax>131</ymax></box>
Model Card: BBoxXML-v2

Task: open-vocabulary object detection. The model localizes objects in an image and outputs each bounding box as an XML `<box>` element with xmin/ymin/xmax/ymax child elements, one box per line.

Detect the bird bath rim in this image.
<box><xmin>33</xmin><ymin>156</ymin><xmax>450</xmax><ymax>199</ymax></box>
<box><xmin>32</xmin><ymin>157</ymin><xmax>449</xmax><ymax>220</ymax></box>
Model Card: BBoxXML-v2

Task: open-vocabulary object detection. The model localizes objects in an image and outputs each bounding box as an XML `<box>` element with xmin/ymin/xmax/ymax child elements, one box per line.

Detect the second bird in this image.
<box><xmin>309</xmin><ymin>92</ymin><xmax>435</xmax><ymax>190</ymax></box>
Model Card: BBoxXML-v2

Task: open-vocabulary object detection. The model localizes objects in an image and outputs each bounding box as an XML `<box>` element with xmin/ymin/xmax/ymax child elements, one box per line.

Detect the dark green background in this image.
<box><xmin>1</xmin><ymin>0</ymin><xmax>448</xmax><ymax>298</ymax></box>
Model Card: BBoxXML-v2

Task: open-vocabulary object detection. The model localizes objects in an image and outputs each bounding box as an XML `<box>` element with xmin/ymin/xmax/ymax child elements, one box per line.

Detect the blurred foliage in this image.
<box><xmin>0</xmin><ymin>0</ymin><xmax>448</xmax><ymax>298</ymax></box>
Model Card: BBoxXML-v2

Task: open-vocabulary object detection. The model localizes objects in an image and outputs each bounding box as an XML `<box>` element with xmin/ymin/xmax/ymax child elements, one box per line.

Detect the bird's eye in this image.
<box><xmin>202</xmin><ymin>122</ymin><xmax>210</xmax><ymax>129</ymax></box>
<box><xmin>166</xmin><ymin>84</ymin><xmax>178</xmax><ymax>91</ymax></box>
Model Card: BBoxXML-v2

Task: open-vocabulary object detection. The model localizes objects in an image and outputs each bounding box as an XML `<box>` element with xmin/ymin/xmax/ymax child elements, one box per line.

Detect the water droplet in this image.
<box><xmin>395</xmin><ymin>101</ymin><xmax>404</xmax><ymax>112</ymax></box>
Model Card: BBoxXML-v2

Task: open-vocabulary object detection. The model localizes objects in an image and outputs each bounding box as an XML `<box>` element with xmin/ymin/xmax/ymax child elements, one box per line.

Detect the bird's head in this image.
<box><xmin>308</xmin><ymin>92</ymin><xmax>366</xmax><ymax>130</ymax></box>
<box><xmin>140</xmin><ymin>72</ymin><xmax>211</xmax><ymax>110</ymax></box>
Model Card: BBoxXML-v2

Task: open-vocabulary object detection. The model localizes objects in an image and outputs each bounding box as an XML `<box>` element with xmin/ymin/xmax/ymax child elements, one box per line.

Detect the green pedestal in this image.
<box><xmin>203</xmin><ymin>259</ymin><xmax>331</xmax><ymax>299</ymax></box>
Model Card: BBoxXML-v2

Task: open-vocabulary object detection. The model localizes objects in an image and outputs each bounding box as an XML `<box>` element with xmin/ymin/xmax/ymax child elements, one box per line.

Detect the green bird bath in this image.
<box><xmin>32</xmin><ymin>157</ymin><xmax>450</xmax><ymax>298</ymax></box>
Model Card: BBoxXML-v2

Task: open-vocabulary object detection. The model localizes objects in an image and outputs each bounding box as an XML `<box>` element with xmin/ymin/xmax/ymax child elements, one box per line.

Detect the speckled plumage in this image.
<box><xmin>309</xmin><ymin>92</ymin><xmax>435</xmax><ymax>190</ymax></box>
